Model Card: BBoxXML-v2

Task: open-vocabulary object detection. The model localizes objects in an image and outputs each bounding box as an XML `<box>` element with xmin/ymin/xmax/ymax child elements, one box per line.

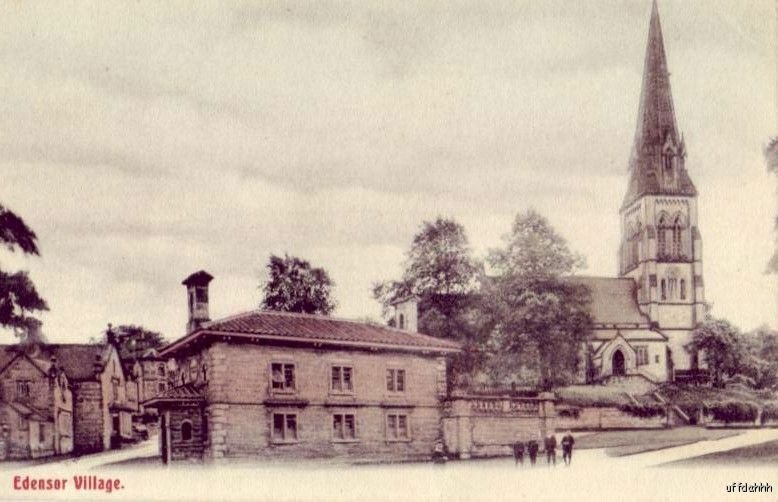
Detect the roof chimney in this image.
<box><xmin>392</xmin><ymin>297</ymin><xmax>419</xmax><ymax>333</ymax></box>
<box><xmin>182</xmin><ymin>270</ymin><xmax>214</xmax><ymax>333</ymax></box>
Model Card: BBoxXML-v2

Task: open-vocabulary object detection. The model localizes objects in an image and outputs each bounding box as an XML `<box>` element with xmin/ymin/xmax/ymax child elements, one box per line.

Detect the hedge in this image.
<box><xmin>708</xmin><ymin>401</ymin><xmax>758</xmax><ymax>423</ymax></box>
<box><xmin>618</xmin><ymin>404</ymin><xmax>666</xmax><ymax>418</ymax></box>
<box><xmin>761</xmin><ymin>403</ymin><xmax>778</xmax><ymax>422</ymax></box>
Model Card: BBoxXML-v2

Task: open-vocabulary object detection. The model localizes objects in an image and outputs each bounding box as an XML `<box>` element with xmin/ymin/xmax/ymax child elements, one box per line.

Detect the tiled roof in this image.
<box><xmin>44</xmin><ymin>344</ymin><xmax>110</xmax><ymax>381</ymax></box>
<box><xmin>0</xmin><ymin>344</ymin><xmax>113</xmax><ymax>381</ymax></box>
<box><xmin>566</xmin><ymin>276</ymin><xmax>651</xmax><ymax>326</ymax></box>
<box><xmin>161</xmin><ymin>310</ymin><xmax>461</xmax><ymax>356</ymax></box>
<box><xmin>142</xmin><ymin>384</ymin><xmax>204</xmax><ymax>407</ymax></box>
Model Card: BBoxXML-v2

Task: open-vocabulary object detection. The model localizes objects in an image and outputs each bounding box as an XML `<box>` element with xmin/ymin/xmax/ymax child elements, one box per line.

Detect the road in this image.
<box><xmin>2</xmin><ymin>430</ymin><xmax>777</xmax><ymax>501</ymax></box>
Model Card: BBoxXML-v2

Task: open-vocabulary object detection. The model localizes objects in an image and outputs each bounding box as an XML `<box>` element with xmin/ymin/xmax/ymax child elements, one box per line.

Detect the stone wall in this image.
<box><xmin>72</xmin><ymin>381</ymin><xmax>104</xmax><ymax>453</ymax></box>
<box><xmin>554</xmin><ymin>406</ymin><xmax>666</xmax><ymax>430</ymax></box>
<box><xmin>442</xmin><ymin>394</ymin><xmax>555</xmax><ymax>459</ymax></box>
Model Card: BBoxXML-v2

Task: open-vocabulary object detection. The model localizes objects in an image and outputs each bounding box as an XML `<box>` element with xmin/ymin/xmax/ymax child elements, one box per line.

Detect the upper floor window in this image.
<box><xmin>158</xmin><ymin>382</ymin><xmax>166</xmax><ymax>393</ymax></box>
<box><xmin>111</xmin><ymin>378</ymin><xmax>120</xmax><ymax>401</ymax></box>
<box><xmin>16</xmin><ymin>380</ymin><xmax>31</xmax><ymax>400</ymax></box>
<box><xmin>271</xmin><ymin>363</ymin><xmax>296</xmax><ymax>392</ymax></box>
<box><xmin>331</xmin><ymin>366</ymin><xmax>353</xmax><ymax>393</ymax></box>
<box><xmin>189</xmin><ymin>359</ymin><xmax>199</xmax><ymax>382</ymax></box>
<box><xmin>157</xmin><ymin>364</ymin><xmax>166</xmax><ymax>378</ymax></box>
<box><xmin>386</xmin><ymin>369</ymin><xmax>405</xmax><ymax>393</ymax></box>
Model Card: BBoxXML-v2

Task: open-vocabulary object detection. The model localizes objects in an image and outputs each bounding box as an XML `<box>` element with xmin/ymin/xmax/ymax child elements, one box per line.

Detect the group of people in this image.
<box><xmin>512</xmin><ymin>431</ymin><xmax>575</xmax><ymax>467</ymax></box>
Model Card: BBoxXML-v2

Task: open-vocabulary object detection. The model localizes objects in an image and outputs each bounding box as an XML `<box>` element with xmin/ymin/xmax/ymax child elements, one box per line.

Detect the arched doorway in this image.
<box><xmin>612</xmin><ymin>350</ymin><xmax>626</xmax><ymax>376</ymax></box>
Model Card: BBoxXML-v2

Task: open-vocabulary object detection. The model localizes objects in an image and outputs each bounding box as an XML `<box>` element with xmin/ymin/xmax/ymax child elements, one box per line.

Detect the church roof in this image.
<box><xmin>623</xmin><ymin>1</ymin><xmax>696</xmax><ymax>208</ymax></box>
<box><xmin>566</xmin><ymin>276</ymin><xmax>652</xmax><ymax>327</ymax></box>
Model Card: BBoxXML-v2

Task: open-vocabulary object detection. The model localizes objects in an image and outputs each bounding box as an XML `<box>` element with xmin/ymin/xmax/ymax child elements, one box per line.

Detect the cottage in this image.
<box><xmin>42</xmin><ymin>343</ymin><xmax>135</xmax><ymax>454</ymax></box>
<box><xmin>144</xmin><ymin>271</ymin><xmax>460</xmax><ymax>463</ymax></box>
<box><xmin>0</xmin><ymin>345</ymin><xmax>73</xmax><ymax>460</ymax></box>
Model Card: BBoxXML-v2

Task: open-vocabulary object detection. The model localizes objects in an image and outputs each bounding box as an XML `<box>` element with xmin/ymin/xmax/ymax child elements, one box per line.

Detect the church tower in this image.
<box><xmin>619</xmin><ymin>1</ymin><xmax>705</xmax><ymax>372</ymax></box>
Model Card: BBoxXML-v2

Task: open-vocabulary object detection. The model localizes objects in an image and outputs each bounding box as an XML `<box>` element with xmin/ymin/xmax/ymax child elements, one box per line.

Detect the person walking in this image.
<box><xmin>527</xmin><ymin>439</ymin><xmax>539</xmax><ymax>465</ymax></box>
<box><xmin>545</xmin><ymin>433</ymin><xmax>557</xmax><ymax>466</ymax></box>
<box><xmin>512</xmin><ymin>441</ymin><xmax>525</xmax><ymax>466</ymax></box>
<box><xmin>561</xmin><ymin>431</ymin><xmax>575</xmax><ymax>466</ymax></box>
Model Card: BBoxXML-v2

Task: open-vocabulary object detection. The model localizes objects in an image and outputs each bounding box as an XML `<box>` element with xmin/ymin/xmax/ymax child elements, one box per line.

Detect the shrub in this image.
<box><xmin>708</xmin><ymin>401</ymin><xmax>758</xmax><ymax>423</ymax></box>
<box><xmin>618</xmin><ymin>404</ymin><xmax>666</xmax><ymax>418</ymax></box>
<box><xmin>761</xmin><ymin>403</ymin><xmax>778</xmax><ymax>422</ymax></box>
<box><xmin>557</xmin><ymin>407</ymin><xmax>581</xmax><ymax>419</ymax></box>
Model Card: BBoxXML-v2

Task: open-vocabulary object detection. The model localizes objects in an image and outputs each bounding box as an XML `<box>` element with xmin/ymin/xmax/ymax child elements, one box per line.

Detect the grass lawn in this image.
<box><xmin>662</xmin><ymin>440</ymin><xmax>778</xmax><ymax>466</ymax></box>
<box><xmin>574</xmin><ymin>427</ymin><xmax>741</xmax><ymax>457</ymax></box>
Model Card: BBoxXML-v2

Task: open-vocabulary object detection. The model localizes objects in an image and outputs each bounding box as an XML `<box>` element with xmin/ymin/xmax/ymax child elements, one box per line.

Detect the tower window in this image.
<box><xmin>680</xmin><ymin>279</ymin><xmax>686</xmax><ymax>300</ymax></box>
<box><xmin>398</xmin><ymin>314</ymin><xmax>405</xmax><ymax>330</ymax></box>
<box><xmin>660</xmin><ymin>279</ymin><xmax>667</xmax><ymax>300</ymax></box>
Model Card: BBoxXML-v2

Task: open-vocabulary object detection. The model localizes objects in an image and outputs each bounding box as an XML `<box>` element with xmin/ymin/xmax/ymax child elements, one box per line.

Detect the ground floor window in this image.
<box><xmin>332</xmin><ymin>413</ymin><xmax>357</xmax><ymax>441</ymax></box>
<box><xmin>386</xmin><ymin>413</ymin><xmax>410</xmax><ymax>441</ymax></box>
<box><xmin>272</xmin><ymin>413</ymin><xmax>298</xmax><ymax>442</ymax></box>
<box><xmin>181</xmin><ymin>420</ymin><xmax>193</xmax><ymax>441</ymax></box>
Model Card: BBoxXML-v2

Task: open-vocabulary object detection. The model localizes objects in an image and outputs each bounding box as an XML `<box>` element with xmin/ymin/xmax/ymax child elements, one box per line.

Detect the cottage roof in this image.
<box><xmin>4</xmin><ymin>401</ymin><xmax>53</xmax><ymax>422</ymax></box>
<box><xmin>159</xmin><ymin>310</ymin><xmax>461</xmax><ymax>357</ymax></box>
<box><xmin>565</xmin><ymin>276</ymin><xmax>652</xmax><ymax>327</ymax></box>
<box><xmin>42</xmin><ymin>344</ymin><xmax>112</xmax><ymax>381</ymax></box>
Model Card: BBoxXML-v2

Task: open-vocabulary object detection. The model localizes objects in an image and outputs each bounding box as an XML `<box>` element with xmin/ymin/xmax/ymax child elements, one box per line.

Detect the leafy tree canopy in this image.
<box><xmin>105</xmin><ymin>324</ymin><xmax>167</xmax><ymax>362</ymax></box>
<box><xmin>484</xmin><ymin>210</ymin><xmax>592</xmax><ymax>390</ymax></box>
<box><xmin>373</xmin><ymin>217</ymin><xmax>482</xmax><ymax>314</ymax></box>
<box><xmin>691</xmin><ymin>316</ymin><xmax>744</xmax><ymax>388</ymax></box>
<box><xmin>261</xmin><ymin>254</ymin><xmax>336</xmax><ymax>315</ymax></box>
<box><xmin>0</xmin><ymin>204</ymin><xmax>48</xmax><ymax>336</ymax></box>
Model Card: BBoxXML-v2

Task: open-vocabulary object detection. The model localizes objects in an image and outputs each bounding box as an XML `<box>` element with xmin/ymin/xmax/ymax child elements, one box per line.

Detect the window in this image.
<box><xmin>398</xmin><ymin>314</ymin><xmax>405</xmax><ymax>330</ymax></box>
<box><xmin>332</xmin><ymin>413</ymin><xmax>357</xmax><ymax>441</ymax></box>
<box><xmin>635</xmin><ymin>346</ymin><xmax>649</xmax><ymax>366</ymax></box>
<box><xmin>331</xmin><ymin>366</ymin><xmax>353</xmax><ymax>393</ymax></box>
<box><xmin>667</xmin><ymin>277</ymin><xmax>677</xmax><ymax>299</ymax></box>
<box><xmin>271</xmin><ymin>363</ymin><xmax>296</xmax><ymax>392</ymax></box>
<box><xmin>16</xmin><ymin>381</ymin><xmax>31</xmax><ymax>400</ymax></box>
<box><xmin>386</xmin><ymin>369</ymin><xmax>405</xmax><ymax>392</ymax></box>
<box><xmin>189</xmin><ymin>359</ymin><xmax>198</xmax><ymax>382</ymax></box>
<box><xmin>655</xmin><ymin>354</ymin><xmax>660</xmax><ymax>364</ymax></box>
<box><xmin>18</xmin><ymin>415</ymin><xmax>27</xmax><ymax>430</ymax></box>
<box><xmin>157</xmin><ymin>364</ymin><xmax>166</xmax><ymax>378</ymax></box>
<box><xmin>181</xmin><ymin>420</ymin><xmax>192</xmax><ymax>441</ymax></box>
<box><xmin>195</xmin><ymin>286</ymin><xmax>208</xmax><ymax>303</ymax></box>
<box><xmin>39</xmin><ymin>423</ymin><xmax>45</xmax><ymax>443</ymax></box>
<box><xmin>680</xmin><ymin>279</ymin><xmax>686</xmax><ymax>300</ymax></box>
<box><xmin>158</xmin><ymin>382</ymin><xmax>167</xmax><ymax>393</ymax></box>
<box><xmin>386</xmin><ymin>413</ymin><xmax>410</xmax><ymax>441</ymax></box>
<box><xmin>660</xmin><ymin>279</ymin><xmax>667</xmax><ymax>301</ymax></box>
<box><xmin>202</xmin><ymin>415</ymin><xmax>209</xmax><ymax>442</ymax></box>
<box><xmin>272</xmin><ymin>413</ymin><xmax>298</xmax><ymax>442</ymax></box>
<box><xmin>111</xmin><ymin>379</ymin><xmax>120</xmax><ymax>401</ymax></box>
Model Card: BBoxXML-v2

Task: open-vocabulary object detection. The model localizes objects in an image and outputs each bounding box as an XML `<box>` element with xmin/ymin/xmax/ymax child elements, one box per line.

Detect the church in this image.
<box><xmin>571</xmin><ymin>1</ymin><xmax>707</xmax><ymax>387</ymax></box>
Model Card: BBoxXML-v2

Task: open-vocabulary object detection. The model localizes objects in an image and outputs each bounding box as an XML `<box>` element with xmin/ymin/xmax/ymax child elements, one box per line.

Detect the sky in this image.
<box><xmin>1</xmin><ymin>0</ymin><xmax>776</xmax><ymax>344</ymax></box>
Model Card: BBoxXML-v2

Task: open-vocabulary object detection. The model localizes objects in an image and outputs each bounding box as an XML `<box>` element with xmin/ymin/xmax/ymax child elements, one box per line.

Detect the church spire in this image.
<box><xmin>623</xmin><ymin>0</ymin><xmax>696</xmax><ymax>208</ymax></box>
<box><xmin>633</xmin><ymin>0</ymin><xmax>678</xmax><ymax>153</ymax></box>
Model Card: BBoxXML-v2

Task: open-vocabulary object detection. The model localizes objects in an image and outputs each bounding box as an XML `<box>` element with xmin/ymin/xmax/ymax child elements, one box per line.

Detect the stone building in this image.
<box><xmin>0</xmin><ymin>345</ymin><xmax>73</xmax><ymax>460</ymax></box>
<box><xmin>43</xmin><ymin>343</ymin><xmax>135</xmax><ymax>453</ymax></box>
<box><xmin>144</xmin><ymin>271</ymin><xmax>460</xmax><ymax>463</ymax></box>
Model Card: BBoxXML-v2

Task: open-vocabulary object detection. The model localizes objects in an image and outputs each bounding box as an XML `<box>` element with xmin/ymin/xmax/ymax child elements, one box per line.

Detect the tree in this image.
<box><xmin>373</xmin><ymin>217</ymin><xmax>482</xmax><ymax>316</ymax></box>
<box><xmin>0</xmin><ymin>204</ymin><xmax>48</xmax><ymax>337</ymax></box>
<box><xmin>691</xmin><ymin>317</ymin><xmax>744</xmax><ymax>388</ymax></box>
<box><xmin>485</xmin><ymin>210</ymin><xmax>592</xmax><ymax>390</ymax></box>
<box><xmin>261</xmin><ymin>254</ymin><xmax>336</xmax><ymax>315</ymax></box>
<box><xmin>372</xmin><ymin>217</ymin><xmax>485</xmax><ymax>384</ymax></box>
<box><xmin>740</xmin><ymin>326</ymin><xmax>778</xmax><ymax>390</ymax></box>
<box><xmin>105</xmin><ymin>324</ymin><xmax>167</xmax><ymax>362</ymax></box>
